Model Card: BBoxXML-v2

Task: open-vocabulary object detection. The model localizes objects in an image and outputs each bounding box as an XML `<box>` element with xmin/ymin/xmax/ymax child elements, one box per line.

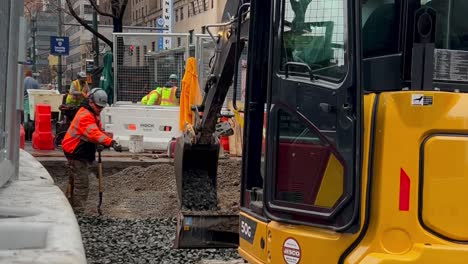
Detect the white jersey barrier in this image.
<box><xmin>101</xmin><ymin>103</ymin><xmax>181</xmax><ymax>151</ymax></box>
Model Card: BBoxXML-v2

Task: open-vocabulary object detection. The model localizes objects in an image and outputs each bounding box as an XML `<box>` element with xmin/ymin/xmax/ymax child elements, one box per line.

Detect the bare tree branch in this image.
<box><xmin>119</xmin><ymin>0</ymin><xmax>129</xmax><ymax>20</ymax></box>
<box><xmin>88</xmin><ymin>0</ymin><xmax>117</xmax><ymax>19</ymax></box>
<box><xmin>65</xmin><ymin>0</ymin><xmax>113</xmax><ymax>48</ymax></box>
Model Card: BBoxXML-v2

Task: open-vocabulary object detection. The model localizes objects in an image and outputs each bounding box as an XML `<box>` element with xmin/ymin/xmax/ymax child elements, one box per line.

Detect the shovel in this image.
<box><xmin>97</xmin><ymin>148</ymin><xmax>103</xmax><ymax>215</ymax></box>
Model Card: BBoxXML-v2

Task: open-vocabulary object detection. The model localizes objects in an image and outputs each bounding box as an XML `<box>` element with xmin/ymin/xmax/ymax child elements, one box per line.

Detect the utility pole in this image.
<box><xmin>58</xmin><ymin>0</ymin><xmax>63</xmax><ymax>92</ymax></box>
<box><xmin>92</xmin><ymin>8</ymin><xmax>99</xmax><ymax>88</ymax></box>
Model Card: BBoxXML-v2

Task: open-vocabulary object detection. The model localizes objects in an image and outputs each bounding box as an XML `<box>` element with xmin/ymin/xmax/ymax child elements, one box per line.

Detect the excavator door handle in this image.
<box><xmin>284</xmin><ymin>62</ymin><xmax>315</xmax><ymax>81</ymax></box>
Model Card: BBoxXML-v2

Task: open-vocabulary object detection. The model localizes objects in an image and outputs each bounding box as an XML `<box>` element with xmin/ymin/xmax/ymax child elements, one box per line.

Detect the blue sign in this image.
<box><xmin>156</xmin><ymin>19</ymin><xmax>164</xmax><ymax>51</ymax></box>
<box><xmin>50</xmin><ymin>36</ymin><xmax>69</xmax><ymax>56</ymax></box>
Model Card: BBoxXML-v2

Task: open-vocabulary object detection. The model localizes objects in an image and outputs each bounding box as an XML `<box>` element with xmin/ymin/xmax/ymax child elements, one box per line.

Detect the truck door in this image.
<box><xmin>264</xmin><ymin>0</ymin><xmax>362</xmax><ymax>231</ymax></box>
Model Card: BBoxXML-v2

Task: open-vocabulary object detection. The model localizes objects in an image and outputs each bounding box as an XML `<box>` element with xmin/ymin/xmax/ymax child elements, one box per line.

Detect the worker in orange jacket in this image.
<box><xmin>62</xmin><ymin>88</ymin><xmax>122</xmax><ymax>212</ymax></box>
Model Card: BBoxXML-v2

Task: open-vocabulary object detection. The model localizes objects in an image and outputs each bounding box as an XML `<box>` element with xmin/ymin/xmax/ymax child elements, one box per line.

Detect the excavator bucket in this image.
<box><xmin>174</xmin><ymin>136</ymin><xmax>220</xmax><ymax>211</ymax></box>
<box><xmin>173</xmin><ymin>135</ymin><xmax>239</xmax><ymax>248</ymax></box>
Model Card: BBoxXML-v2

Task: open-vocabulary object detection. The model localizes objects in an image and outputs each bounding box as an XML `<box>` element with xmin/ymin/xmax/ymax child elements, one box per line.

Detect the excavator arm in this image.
<box><xmin>173</xmin><ymin>0</ymin><xmax>251</xmax><ymax>248</ymax></box>
<box><xmin>195</xmin><ymin>2</ymin><xmax>250</xmax><ymax>145</ymax></box>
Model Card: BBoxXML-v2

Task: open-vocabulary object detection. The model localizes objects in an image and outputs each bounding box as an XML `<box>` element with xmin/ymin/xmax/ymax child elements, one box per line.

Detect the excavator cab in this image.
<box><xmin>238</xmin><ymin>0</ymin><xmax>468</xmax><ymax>263</ymax></box>
<box><xmin>175</xmin><ymin>0</ymin><xmax>468</xmax><ymax>262</ymax></box>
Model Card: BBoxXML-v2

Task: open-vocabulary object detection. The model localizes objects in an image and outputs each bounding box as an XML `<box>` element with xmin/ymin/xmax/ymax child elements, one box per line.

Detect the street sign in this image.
<box><xmin>50</xmin><ymin>36</ymin><xmax>69</xmax><ymax>56</ymax></box>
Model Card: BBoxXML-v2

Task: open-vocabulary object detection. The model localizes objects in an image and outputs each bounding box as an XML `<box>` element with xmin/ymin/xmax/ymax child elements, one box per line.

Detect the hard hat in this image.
<box><xmin>169</xmin><ymin>74</ymin><xmax>178</xmax><ymax>80</ymax></box>
<box><xmin>77</xmin><ymin>71</ymin><xmax>87</xmax><ymax>79</ymax></box>
<box><xmin>89</xmin><ymin>88</ymin><xmax>108</xmax><ymax>107</ymax></box>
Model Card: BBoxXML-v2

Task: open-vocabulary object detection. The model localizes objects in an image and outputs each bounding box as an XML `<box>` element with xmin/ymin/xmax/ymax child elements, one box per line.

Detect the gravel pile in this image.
<box><xmin>43</xmin><ymin>159</ymin><xmax>243</xmax><ymax>263</ymax></box>
<box><xmin>78</xmin><ymin>214</ymin><xmax>240</xmax><ymax>264</ymax></box>
<box><xmin>49</xmin><ymin>160</ymin><xmax>241</xmax><ymax>218</ymax></box>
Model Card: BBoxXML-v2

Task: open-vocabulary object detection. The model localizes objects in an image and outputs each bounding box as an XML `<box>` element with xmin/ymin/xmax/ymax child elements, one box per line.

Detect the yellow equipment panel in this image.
<box><xmin>422</xmin><ymin>135</ymin><xmax>468</xmax><ymax>242</ymax></box>
<box><xmin>239</xmin><ymin>212</ymin><xmax>269</xmax><ymax>264</ymax></box>
<box><xmin>346</xmin><ymin>92</ymin><xmax>468</xmax><ymax>263</ymax></box>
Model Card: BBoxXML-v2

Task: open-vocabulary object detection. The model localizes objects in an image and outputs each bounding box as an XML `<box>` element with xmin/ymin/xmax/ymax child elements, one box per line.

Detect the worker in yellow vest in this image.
<box><xmin>141</xmin><ymin>87</ymin><xmax>162</xmax><ymax>105</ymax></box>
<box><xmin>66</xmin><ymin>72</ymin><xmax>89</xmax><ymax>106</ymax></box>
<box><xmin>161</xmin><ymin>74</ymin><xmax>179</xmax><ymax>106</ymax></box>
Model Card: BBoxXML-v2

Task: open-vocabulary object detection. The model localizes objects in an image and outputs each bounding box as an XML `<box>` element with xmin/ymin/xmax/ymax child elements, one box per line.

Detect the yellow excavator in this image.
<box><xmin>174</xmin><ymin>0</ymin><xmax>468</xmax><ymax>263</ymax></box>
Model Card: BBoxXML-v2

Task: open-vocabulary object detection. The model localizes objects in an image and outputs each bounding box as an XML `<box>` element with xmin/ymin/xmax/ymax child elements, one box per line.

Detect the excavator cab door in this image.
<box><xmin>263</xmin><ymin>0</ymin><xmax>362</xmax><ymax>231</ymax></box>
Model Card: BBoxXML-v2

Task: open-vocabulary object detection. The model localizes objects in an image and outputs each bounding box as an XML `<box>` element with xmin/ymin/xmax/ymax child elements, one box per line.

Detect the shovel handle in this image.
<box><xmin>98</xmin><ymin>150</ymin><xmax>103</xmax><ymax>191</ymax></box>
<box><xmin>97</xmin><ymin>149</ymin><xmax>103</xmax><ymax>214</ymax></box>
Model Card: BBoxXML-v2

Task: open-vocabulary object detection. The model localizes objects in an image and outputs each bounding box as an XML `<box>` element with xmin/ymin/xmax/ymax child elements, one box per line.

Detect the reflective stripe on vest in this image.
<box><xmin>146</xmin><ymin>89</ymin><xmax>162</xmax><ymax>105</ymax></box>
<box><xmin>160</xmin><ymin>87</ymin><xmax>177</xmax><ymax>106</ymax></box>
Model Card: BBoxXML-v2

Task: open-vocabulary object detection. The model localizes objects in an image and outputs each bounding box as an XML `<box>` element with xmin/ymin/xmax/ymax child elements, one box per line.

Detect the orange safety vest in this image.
<box><xmin>62</xmin><ymin>106</ymin><xmax>113</xmax><ymax>161</ymax></box>
<box><xmin>160</xmin><ymin>87</ymin><xmax>178</xmax><ymax>106</ymax></box>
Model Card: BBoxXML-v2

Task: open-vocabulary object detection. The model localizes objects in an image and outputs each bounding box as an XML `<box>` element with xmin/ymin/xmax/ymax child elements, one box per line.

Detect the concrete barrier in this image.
<box><xmin>0</xmin><ymin>150</ymin><xmax>86</xmax><ymax>263</ymax></box>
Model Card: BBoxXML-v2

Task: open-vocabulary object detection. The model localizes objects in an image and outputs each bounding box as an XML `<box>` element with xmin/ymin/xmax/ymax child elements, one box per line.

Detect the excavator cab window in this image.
<box><xmin>423</xmin><ymin>0</ymin><xmax>468</xmax><ymax>85</ymax></box>
<box><xmin>281</xmin><ymin>0</ymin><xmax>347</xmax><ymax>81</ymax></box>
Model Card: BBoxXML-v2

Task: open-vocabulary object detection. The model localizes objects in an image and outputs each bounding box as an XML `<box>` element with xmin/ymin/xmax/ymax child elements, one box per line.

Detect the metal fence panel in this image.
<box><xmin>0</xmin><ymin>0</ymin><xmax>10</xmax><ymax>162</ymax></box>
<box><xmin>0</xmin><ymin>0</ymin><xmax>21</xmax><ymax>186</ymax></box>
<box><xmin>113</xmin><ymin>33</ymin><xmax>190</xmax><ymax>103</ymax></box>
<box><xmin>196</xmin><ymin>35</ymin><xmax>215</xmax><ymax>92</ymax></box>
<box><xmin>197</xmin><ymin>35</ymin><xmax>247</xmax><ymax>109</ymax></box>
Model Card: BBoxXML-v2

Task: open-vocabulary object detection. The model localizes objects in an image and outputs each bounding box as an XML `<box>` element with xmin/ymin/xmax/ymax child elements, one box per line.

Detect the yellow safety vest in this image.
<box><xmin>160</xmin><ymin>87</ymin><xmax>178</xmax><ymax>106</ymax></box>
<box><xmin>141</xmin><ymin>88</ymin><xmax>162</xmax><ymax>105</ymax></box>
<box><xmin>66</xmin><ymin>80</ymin><xmax>88</xmax><ymax>106</ymax></box>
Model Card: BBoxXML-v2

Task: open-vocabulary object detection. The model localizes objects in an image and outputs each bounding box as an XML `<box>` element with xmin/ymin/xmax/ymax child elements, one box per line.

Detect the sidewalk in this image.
<box><xmin>0</xmin><ymin>150</ymin><xmax>86</xmax><ymax>264</ymax></box>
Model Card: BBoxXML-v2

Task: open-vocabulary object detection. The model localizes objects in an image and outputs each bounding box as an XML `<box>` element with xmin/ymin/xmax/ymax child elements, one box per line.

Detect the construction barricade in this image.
<box><xmin>32</xmin><ymin>104</ymin><xmax>54</xmax><ymax>150</ymax></box>
<box><xmin>101</xmin><ymin>104</ymin><xmax>181</xmax><ymax>151</ymax></box>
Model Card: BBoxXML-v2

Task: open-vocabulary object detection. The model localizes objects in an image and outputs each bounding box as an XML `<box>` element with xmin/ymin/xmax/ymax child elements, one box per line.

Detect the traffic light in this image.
<box><xmin>129</xmin><ymin>45</ymin><xmax>134</xmax><ymax>56</ymax></box>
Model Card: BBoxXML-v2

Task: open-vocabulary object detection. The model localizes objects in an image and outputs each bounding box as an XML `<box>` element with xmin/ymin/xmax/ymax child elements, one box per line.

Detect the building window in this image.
<box><xmin>84</xmin><ymin>4</ymin><xmax>93</xmax><ymax>14</ymax></box>
<box><xmin>175</xmin><ymin>8</ymin><xmax>179</xmax><ymax>22</ymax></box>
<box><xmin>190</xmin><ymin>1</ymin><xmax>196</xmax><ymax>16</ymax></box>
<box><xmin>201</xmin><ymin>26</ymin><xmax>206</xmax><ymax>34</ymax></box>
<box><xmin>177</xmin><ymin>37</ymin><xmax>181</xmax><ymax>47</ymax></box>
<box><xmin>180</xmin><ymin>7</ymin><xmax>184</xmax><ymax>20</ymax></box>
<box><xmin>212</xmin><ymin>0</ymin><xmax>214</xmax><ymax>9</ymax></box>
<box><xmin>189</xmin><ymin>29</ymin><xmax>194</xmax><ymax>44</ymax></box>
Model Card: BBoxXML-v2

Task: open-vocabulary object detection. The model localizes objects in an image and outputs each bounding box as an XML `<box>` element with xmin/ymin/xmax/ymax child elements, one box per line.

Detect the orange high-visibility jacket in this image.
<box><xmin>62</xmin><ymin>105</ymin><xmax>113</xmax><ymax>162</ymax></box>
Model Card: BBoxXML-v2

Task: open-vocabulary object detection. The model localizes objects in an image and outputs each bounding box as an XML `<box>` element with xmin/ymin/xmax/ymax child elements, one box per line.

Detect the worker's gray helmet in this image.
<box><xmin>89</xmin><ymin>88</ymin><xmax>108</xmax><ymax>107</ymax></box>
<box><xmin>77</xmin><ymin>71</ymin><xmax>87</xmax><ymax>79</ymax></box>
<box><xmin>169</xmin><ymin>74</ymin><xmax>178</xmax><ymax>80</ymax></box>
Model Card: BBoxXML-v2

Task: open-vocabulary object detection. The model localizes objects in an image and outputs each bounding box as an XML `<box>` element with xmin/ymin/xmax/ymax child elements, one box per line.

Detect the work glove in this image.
<box><xmin>111</xmin><ymin>140</ymin><xmax>123</xmax><ymax>152</ymax></box>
